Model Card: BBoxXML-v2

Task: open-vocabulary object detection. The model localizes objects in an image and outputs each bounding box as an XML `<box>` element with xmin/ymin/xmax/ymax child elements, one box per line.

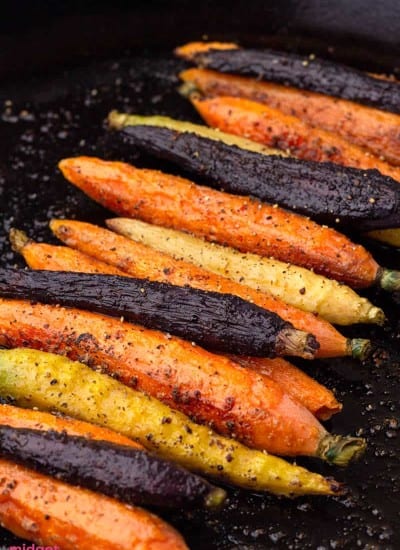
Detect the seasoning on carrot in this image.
<box><xmin>0</xmin><ymin>459</ymin><xmax>188</xmax><ymax>550</ymax></box>
<box><xmin>45</xmin><ymin>220</ymin><xmax>376</xmax><ymax>358</ymax></box>
<box><xmin>0</xmin><ymin>348</ymin><xmax>345</xmax><ymax>495</ymax></box>
<box><xmin>186</xmin><ymin>94</ymin><xmax>400</xmax><ymax>247</ymax></box>
<box><xmin>108</xmin><ymin>112</ymin><xmax>400</xmax><ymax>232</ymax></box>
<box><xmin>0</xmin><ymin>299</ymin><xmax>363</xmax><ymax>462</ymax></box>
<box><xmin>0</xmin><ymin>267</ymin><xmax>319</xmax><ymax>360</ymax></box>
<box><xmin>105</xmin><ymin>217</ymin><xmax>383</xmax><ymax>329</ymax></box>
<box><xmin>9</xmin><ymin>232</ymin><xmax>343</xmax><ymax>418</ymax></box>
<box><xmin>58</xmin><ymin>156</ymin><xmax>400</xmax><ymax>290</ymax></box>
<box><xmin>105</xmin><ymin>218</ymin><xmax>384</xmax><ymax>330</ymax></box>
<box><xmin>188</xmin><ymin>94</ymin><xmax>400</xmax><ymax>182</ymax></box>
<box><xmin>175</xmin><ymin>42</ymin><xmax>400</xmax><ymax>114</ymax></box>
<box><xmin>0</xmin><ymin>425</ymin><xmax>227</xmax><ymax>510</ymax></box>
<box><xmin>179</xmin><ymin>68</ymin><xmax>400</xmax><ymax>167</ymax></box>
<box><xmin>9</xmin><ymin>228</ymin><xmax>128</xmax><ymax>275</ymax></box>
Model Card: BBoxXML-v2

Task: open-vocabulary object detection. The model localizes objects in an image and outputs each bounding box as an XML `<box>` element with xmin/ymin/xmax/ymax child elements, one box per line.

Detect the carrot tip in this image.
<box><xmin>204</xmin><ymin>487</ymin><xmax>227</xmax><ymax>510</ymax></box>
<box><xmin>378</xmin><ymin>267</ymin><xmax>400</xmax><ymax>292</ymax></box>
<box><xmin>349</xmin><ymin>338</ymin><xmax>372</xmax><ymax>361</ymax></box>
<box><xmin>9</xmin><ymin>229</ymin><xmax>30</xmax><ymax>254</ymax></box>
<box><xmin>108</xmin><ymin>110</ymin><xmax>129</xmax><ymax>130</ymax></box>
<box><xmin>317</xmin><ymin>434</ymin><xmax>367</xmax><ymax>467</ymax></box>
<box><xmin>178</xmin><ymin>81</ymin><xmax>203</xmax><ymax>100</ymax></box>
<box><xmin>276</xmin><ymin>328</ymin><xmax>319</xmax><ymax>360</ymax></box>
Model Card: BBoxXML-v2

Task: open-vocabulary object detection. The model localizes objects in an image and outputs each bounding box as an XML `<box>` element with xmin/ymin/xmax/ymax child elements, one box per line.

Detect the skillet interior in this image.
<box><xmin>1</xmin><ymin>5</ymin><xmax>400</xmax><ymax>548</ymax></box>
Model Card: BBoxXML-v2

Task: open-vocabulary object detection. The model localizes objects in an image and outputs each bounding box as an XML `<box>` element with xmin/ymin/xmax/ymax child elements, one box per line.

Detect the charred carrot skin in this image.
<box><xmin>0</xmin><ymin>268</ymin><xmax>318</xmax><ymax>359</ymax></box>
<box><xmin>229</xmin><ymin>356</ymin><xmax>342</xmax><ymax>421</ymax></box>
<box><xmin>58</xmin><ymin>156</ymin><xmax>382</xmax><ymax>288</ymax></box>
<box><xmin>176</xmin><ymin>42</ymin><xmax>400</xmax><ymax>114</ymax></box>
<box><xmin>179</xmin><ymin>68</ymin><xmax>400</xmax><ymax>167</ymax></box>
<box><xmin>0</xmin><ymin>459</ymin><xmax>188</xmax><ymax>550</ymax></box>
<box><xmin>0</xmin><ymin>426</ymin><xmax>226</xmax><ymax>509</ymax></box>
<box><xmin>191</xmin><ymin>95</ymin><xmax>400</xmax><ymax>182</ymax></box>
<box><xmin>115</xmin><ymin>120</ymin><xmax>400</xmax><ymax>231</ymax></box>
<box><xmin>0</xmin><ymin>298</ymin><xmax>332</xmax><ymax>457</ymax></box>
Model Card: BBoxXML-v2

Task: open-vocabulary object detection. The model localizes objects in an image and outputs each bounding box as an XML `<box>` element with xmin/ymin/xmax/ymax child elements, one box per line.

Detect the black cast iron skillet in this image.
<box><xmin>1</xmin><ymin>2</ymin><xmax>400</xmax><ymax>548</ymax></box>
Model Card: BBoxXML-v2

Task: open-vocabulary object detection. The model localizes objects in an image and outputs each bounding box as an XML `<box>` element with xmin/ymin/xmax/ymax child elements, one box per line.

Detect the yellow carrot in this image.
<box><xmin>106</xmin><ymin>217</ymin><xmax>383</xmax><ymax>327</ymax></box>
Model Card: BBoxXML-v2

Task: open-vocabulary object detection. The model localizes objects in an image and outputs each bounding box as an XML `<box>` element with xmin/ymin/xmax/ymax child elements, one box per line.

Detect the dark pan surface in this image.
<box><xmin>1</xmin><ymin>49</ymin><xmax>400</xmax><ymax>549</ymax></box>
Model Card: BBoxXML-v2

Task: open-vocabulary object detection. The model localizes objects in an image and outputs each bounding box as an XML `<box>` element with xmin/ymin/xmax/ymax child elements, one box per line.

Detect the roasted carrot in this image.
<box><xmin>9</xmin><ymin>233</ymin><xmax>343</xmax><ymax>418</ymax></box>
<box><xmin>176</xmin><ymin>42</ymin><xmax>400</xmax><ymax>114</ymax></box>
<box><xmin>59</xmin><ymin>156</ymin><xmax>400</xmax><ymax>290</ymax></box>
<box><xmin>0</xmin><ymin>348</ymin><xmax>344</xmax><ymax>495</ymax></box>
<box><xmin>45</xmin><ymin>220</ymin><xmax>374</xmax><ymax>357</ymax></box>
<box><xmin>188</xmin><ymin>94</ymin><xmax>400</xmax><ymax>248</ymax></box>
<box><xmin>0</xmin><ymin>298</ymin><xmax>363</xmax><ymax>461</ymax></box>
<box><xmin>105</xmin><ymin>218</ymin><xmax>383</xmax><ymax>328</ymax></box>
<box><xmin>109</xmin><ymin>112</ymin><xmax>400</xmax><ymax>232</ymax></box>
<box><xmin>0</xmin><ymin>425</ymin><xmax>226</xmax><ymax>510</ymax></box>
<box><xmin>0</xmin><ymin>459</ymin><xmax>188</xmax><ymax>550</ymax></box>
<box><xmin>179</xmin><ymin>68</ymin><xmax>400</xmax><ymax>167</ymax></box>
<box><xmin>0</xmin><ymin>268</ymin><xmax>319</xmax><ymax>360</ymax></box>
<box><xmin>175</xmin><ymin>41</ymin><xmax>239</xmax><ymax>58</ymax></box>
<box><xmin>0</xmin><ymin>403</ymin><xmax>141</xmax><ymax>448</ymax></box>
<box><xmin>230</xmin><ymin>356</ymin><xmax>341</xmax><ymax>421</ymax></box>
<box><xmin>190</xmin><ymin>94</ymin><xmax>400</xmax><ymax>181</ymax></box>
<box><xmin>10</xmin><ymin>228</ymin><xmax>130</xmax><ymax>274</ymax></box>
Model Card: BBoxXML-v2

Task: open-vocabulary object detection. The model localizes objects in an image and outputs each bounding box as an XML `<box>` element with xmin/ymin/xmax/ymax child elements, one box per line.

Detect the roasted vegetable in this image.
<box><xmin>179</xmin><ymin>67</ymin><xmax>400</xmax><ymax>167</ymax></box>
<box><xmin>188</xmin><ymin>94</ymin><xmax>400</xmax><ymax>248</ymax></box>
<box><xmin>59</xmin><ymin>156</ymin><xmax>400</xmax><ymax>290</ymax></box>
<box><xmin>0</xmin><ymin>268</ymin><xmax>318</xmax><ymax>359</ymax></box>
<box><xmin>17</xmin><ymin>224</ymin><xmax>376</xmax><ymax>355</ymax></box>
<box><xmin>0</xmin><ymin>348</ymin><xmax>344</xmax><ymax>495</ymax></box>
<box><xmin>10</xmin><ymin>227</ymin><xmax>132</xmax><ymax>274</ymax></box>
<box><xmin>0</xmin><ymin>403</ymin><xmax>142</xmax><ymax>448</ymax></box>
<box><xmin>8</xmin><ymin>233</ymin><xmax>342</xmax><ymax>417</ymax></box>
<box><xmin>0</xmin><ymin>299</ymin><xmax>360</xmax><ymax>461</ymax></box>
<box><xmin>0</xmin><ymin>459</ymin><xmax>188</xmax><ymax>550</ymax></box>
<box><xmin>175</xmin><ymin>42</ymin><xmax>400</xmax><ymax>114</ymax></box>
<box><xmin>106</xmin><ymin>217</ymin><xmax>383</xmax><ymax>328</ymax></box>
<box><xmin>230</xmin><ymin>356</ymin><xmax>341</xmax><ymax>421</ymax></box>
<box><xmin>189</xmin><ymin>94</ymin><xmax>400</xmax><ymax>182</ymax></box>
<box><xmin>0</xmin><ymin>425</ymin><xmax>226</xmax><ymax>509</ymax></box>
<box><xmin>109</xmin><ymin>112</ymin><xmax>400</xmax><ymax>232</ymax></box>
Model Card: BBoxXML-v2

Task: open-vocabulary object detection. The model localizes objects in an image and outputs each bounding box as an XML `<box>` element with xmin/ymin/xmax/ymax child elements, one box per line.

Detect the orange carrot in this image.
<box><xmin>45</xmin><ymin>219</ymin><xmax>359</xmax><ymax>359</ymax></box>
<box><xmin>179</xmin><ymin>68</ymin><xmax>400</xmax><ymax>167</ymax></box>
<box><xmin>0</xmin><ymin>297</ymin><xmax>348</xmax><ymax>458</ymax></box>
<box><xmin>0</xmin><ymin>403</ymin><xmax>141</xmax><ymax>448</ymax></box>
<box><xmin>230</xmin><ymin>356</ymin><xmax>341</xmax><ymax>421</ymax></box>
<box><xmin>175</xmin><ymin>41</ymin><xmax>238</xmax><ymax>58</ymax></box>
<box><xmin>0</xmin><ymin>459</ymin><xmax>187</xmax><ymax>550</ymax></box>
<box><xmin>190</xmin><ymin>94</ymin><xmax>400</xmax><ymax>181</ymax></box>
<box><xmin>58</xmin><ymin>157</ymin><xmax>386</xmax><ymax>289</ymax></box>
<box><xmin>10</xmin><ymin>233</ymin><xmax>128</xmax><ymax>276</ymax></box>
